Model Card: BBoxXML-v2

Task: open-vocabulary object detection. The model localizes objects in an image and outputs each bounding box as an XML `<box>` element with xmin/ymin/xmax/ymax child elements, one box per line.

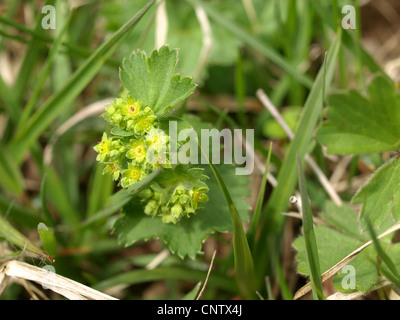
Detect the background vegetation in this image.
<box><xmin>0</xmin><ymin>0</ymin><xmax>400</xmax><ymax>300</ymax></box>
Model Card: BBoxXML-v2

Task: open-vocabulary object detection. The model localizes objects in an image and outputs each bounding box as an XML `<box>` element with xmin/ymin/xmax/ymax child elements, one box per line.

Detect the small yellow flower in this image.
<box><xmin>126</xmin><ymin>140</ymin><xmax>146</xmax><ymax>163</ymax></box>
<box><xmin>120</xmin><ymin>163</ymin><xmax>147</xmax><ymax>188</ymax></box>
<box><xmin>146</xmin><ymin>128</ymin><xmax>169</xmax><ymax>152</ymax></box>
<box><xmin>121</xmin><ymin>97</ymin><xmax>141</xmax><ymax>119</ymax></box>
<box><xmin>190</xmin><ymin>187</ymin><xmax>209</xmax><ymax>210</ymax></box>
<box><xmin>94</xmin><ymin>133</ymin><xmax>111</xmax><ymax>162</ymax></box>
<box><xmin>134</xmin><ymin>107</ymin><xmax>156</xmax><ymax>134</ymax></box>
<box><xmin>129</xmin><ymin>167</ymin><xmax>142</xmax><ymax>180</ymax></box>
<box><xmin>103</xmin><ymin>161</ymin><xmax>123</xmax><ymax>180</ymax></box>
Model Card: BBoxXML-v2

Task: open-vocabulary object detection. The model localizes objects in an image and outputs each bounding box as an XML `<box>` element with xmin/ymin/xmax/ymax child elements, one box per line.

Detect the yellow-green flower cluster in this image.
<box><xmin>103</xmin><ymin>96</ymin><xmax>156</xmax><ymax>134</ymax></box>
<box><xmin>94</xmin><ymin>94</ymin><xmax>209</xmax><ymax>224</ymax></box>
<box><xmin>139</xmin><ymin>183</ymin><xmax>209</xmax><ymax>224</ymax></box>
<box><xmin>94</xmin><ymin>95</ymin><xmax>169</xmax><ymax>189</ymax></box>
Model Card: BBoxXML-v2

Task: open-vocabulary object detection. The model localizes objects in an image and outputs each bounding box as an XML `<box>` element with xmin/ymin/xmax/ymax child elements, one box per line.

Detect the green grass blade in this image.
<box><xmin>81</xmin><ymin>167</ymin><xmax>162</xmax><ymax>228</ymax></box>
<box><xmin>0</xmin><ymin>15</ymin><xmax>119</xmax><ymax>67</ymax></box>
<box><xmin>86</xmin><ymin>164</ymin><xmax>114</xmax><ymax>218</ymax></box>
<box><xmin>18</xmin><ymin>10</ymin><xmax>71</xmax><ymax>127</ymax></box>
<box><xmin>44</xmin><ymin>166</ymin><xmax>80</xmax><ymax>228</ymax></box>
<box><xmin>37</xmin><ymin>223</ymin><xmax>57</xmax><ymax>259</ymax></box>
<box><xmin>254</xmin><ymin>30</ymin><xmax>341</xmax><ymax>285</ymax></box>
<box><xmin>82</xmin><ymin>190</ymin><xmax>132</xmax><ymax>228</ymax></box>
<box><xmin>235</xmin><ymin>50</ymin><xmax>247</xmax><ymax>127</ymax></box>
<box><xmin>95</xmin><ymin>266</ymin><xmax>236</xmax><ymax>293</ymax></box>
<box><xmin>248</xmin><ymin>142</ymin><xmax>272</xmax><ymax>247</ymax></box>
<box><xmin>0</xmin><ymin>143</ymin><xmax>24</xmax><ymax>196</ymax></box>
<box><xmin>12</xmin><ymin>1</ymin><xmax>48</xmax><ymax>109</ymax></box>
<box><xmin>272</xmin><ymin>254</ymin><xmax>293</xmax><ymax>300</ymax></box>
<box><xmin>39</xmin><ymin>174</ymin><xmax>54</xmax><ymax>228</ymax></box>
<box><xmin>182</xmin><ymin>281</ymin><xmax>202</xmax><ymax>300</ymax></box>
<box><xmin>366</xmin><ymin>220</ymin><xmax>400</xmax><ymax>288</ymax></box>
<box><xmin>194</xmin><ymin>96</ymin><xmax>239</xmax><ymax>128</ymax></box>
<box><xmin>0</xmin><ymin>195</ymin><xmax>41</xmax><ymax>229</ymax></box>
<box><xmin>0</xmin><ymin>73</ymin><xmax>19</xmax><ymax>123</ymax></box>
<box><xmin>198</xmin><ymin>140</ymin><xmax>256</xmax><ymax>299</ymax></box>
<box><xmin>9</xmin><ymin>0</ymin><xmax>155</xmax><ymax>162</ymax></box>
<box><xmin>297</xmin><ymin>153</ymin><xmax>324</xmax><ymax>300</ymax></box>
<box><xmin>186</xmin><ymin>0</ymin><xmax>313</xmax><ymax>89</ymax></box>
<box><xmin>310</xmin><ymin>0</ymin><xmax>384</xmax><ymax>75</ymax></box>
<box><xmin>0</xmin><ymin>215</ymin><xmax>54</xmax><ymax>262</ymax></box>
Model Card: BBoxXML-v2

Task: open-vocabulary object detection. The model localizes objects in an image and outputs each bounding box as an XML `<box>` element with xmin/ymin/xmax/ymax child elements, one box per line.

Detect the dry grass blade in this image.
<box><xmin>155</xmin><ymin>0</ymin><xmax>168</xmax><ymax>48</ymax></box>
<box><xmin>294</xmin><ymin>220</ymin><xmax>400</xmax><ymax>300</ymax></box>
<box><xmin>43</xmin><ymin>98</ymin><xmax>113</xmax><ymax>165</ymax></box>
<box><xmin>193</xmin><ymin>5</ymin><xmax>213</xmax><ymax>80</ymax></box>
<box><xmin>196</xmin><ymin>250</ymin><xmax>216</xmax><ymax>300</ymax></box>
<box><xmin>281</xmin><ymin>211</ymin><xmax>326</xmax><ymax>225</ymax></box>
<box><xmin>0</xmin><ymin>261</ymin><xmax>118</xmax><ymax>300</ymax></box>
<box><xmin>326</xmin><ymin>277</ymin><xmax>390</xmax><ymax>300</ymax></box>
<box><xmin>256</xmin><ymin>88</ymin><xmax>342</xmax><ymax>206</ymax></box>
<box><xmin>145</xmin><ymin>249</ymin><xmax>170</xmax><ymax>270</ymax></box>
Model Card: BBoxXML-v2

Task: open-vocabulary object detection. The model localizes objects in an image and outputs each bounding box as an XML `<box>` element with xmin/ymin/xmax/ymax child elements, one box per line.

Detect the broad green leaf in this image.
<box><xmin>320</xmin><ymin>201</ymin><xmax>369</xmax><ymax>241</ymax></box>
<box><xmin>110</xmin><ymin>127</ymin><xmax>136</xmax><ymax>137</ymax></box>
<box><xmin>332</xmin><ymin>248</ymin><xmax>377</xmax><ymax>293</ymax></box>
<box><xmin>352</xmin><ymin>157</ymin><xmax>400</xmax><ymax>230</ymax></box>
<box><xmin>293</xmin><ymin>202</ymin><xmax>378</xmax><ymax>292</ymax></box>
<box><xmin>120</xmin><ymin>45</ymin><xmax>196</xmax><ymax>115</ymax></box>
<box><xmin>317</xmin><ymin>75</ymin><xmax>400</xmax><ymax>154</ymax></box>
<box><xmin>113</xmin><ymin>164</ymin><xmax>250</xmax><ymax>260</ymax></box>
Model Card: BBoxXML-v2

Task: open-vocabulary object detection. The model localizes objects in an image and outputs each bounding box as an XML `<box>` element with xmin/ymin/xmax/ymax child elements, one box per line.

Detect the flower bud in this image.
<box><xmin>144</xmin><ymin>200</ymin><xmax>158</xmax><ymax>216</ymax></box>
<box><xmin>171</xmin><ymin>204</ymin><xmax>183</xmax><ymax>219</ymax></box>
<box><xmin>105</xmin><ymin>105</ymin><xmax>116</xmax><ymax>115</ymax></box>
<box><xmin>140</xmin><ymin>188</ymin><xmax>153</xmax><ymax>200</ymax></box>
<box><xmin>112</xmin><ymin>113</ymin><xmax>123</xmax><ymax>124</ymax></box>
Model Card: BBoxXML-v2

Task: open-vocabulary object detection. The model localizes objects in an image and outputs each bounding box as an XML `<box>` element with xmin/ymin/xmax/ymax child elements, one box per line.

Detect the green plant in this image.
<box><xmin>294</xmin><ymin>74</ymin><xmax>400</xmax><ymax>298</ymax></box>
<box><xmin>1</xmin><ymin>0</ymin><xmax>399</xmax><ymax>302</ymax></box>
<box><xmin>91</xmin><ymin>45</ymin><xmax>255</xmax><ymax>298</ymax></box>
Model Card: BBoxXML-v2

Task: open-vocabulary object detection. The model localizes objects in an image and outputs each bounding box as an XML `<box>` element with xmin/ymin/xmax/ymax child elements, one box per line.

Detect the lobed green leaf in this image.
<box><xmin>120</xmin><ymin>45</ymin><xmax>196</xmax><ymax>115</ymax></box>
<box><xmin>317</xmin><ymin>75</ymin><xmax>400</xmax><ymax>155</ymax></box>
<box><xmin>114</xmin><ymin>164</ymin><xmax>250</xmax><ymax>260</ymax></box>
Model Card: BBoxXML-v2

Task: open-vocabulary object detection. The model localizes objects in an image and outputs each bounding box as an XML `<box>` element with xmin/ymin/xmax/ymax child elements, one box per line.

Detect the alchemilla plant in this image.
<box><xmin>94</xmin><ymin>46</ymin><xmax>209</xmax><ymax>224</ymax></box>
<box><xmin>93</xmin><ymin>45</ymin><xmax>249</xmax><ymax>260</ymax></box>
